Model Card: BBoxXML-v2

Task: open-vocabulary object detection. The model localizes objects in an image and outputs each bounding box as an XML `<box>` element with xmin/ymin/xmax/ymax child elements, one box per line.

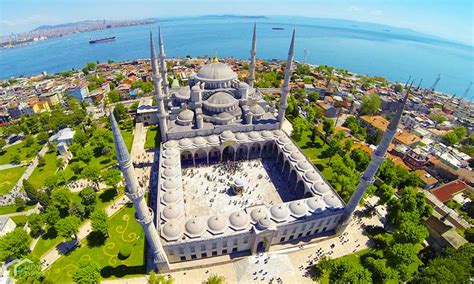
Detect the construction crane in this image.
<box><xmin>461</xmin><ymin>82</ymin><xmax>472</xmax><ymax>99</ymax></box>
<box><xmin>426</xmin><ymin>74</ymin><xmax>441</xmax><ymax>95</ymax></box>
<box><xmin>303</xmin><ymin>49</ymin><xmax>308</xmax><ymax>64</ymax></box>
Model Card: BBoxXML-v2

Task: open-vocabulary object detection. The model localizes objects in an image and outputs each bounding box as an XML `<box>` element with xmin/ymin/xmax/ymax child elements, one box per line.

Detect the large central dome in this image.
<box><xmin>196</xmin><ymin>62</ymin><xmax>237</xmax><ymax>82</ymax></box>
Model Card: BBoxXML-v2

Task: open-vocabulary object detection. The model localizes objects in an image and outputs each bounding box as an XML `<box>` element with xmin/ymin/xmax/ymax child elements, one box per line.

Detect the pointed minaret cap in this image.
<box><xmin>150</xmin><ymin>31</ymin><xmax>157</xmax><ymax>60</ymax></box>
<box><xmin>387</xmin><ymin>90</ymin><xmax>410</xmax><ymax>131</ymax></box>
<box><xmin>158</xmin><ymin>26</ymin><xmax>165</xmax><ymax>56</ymax></box>
<box><xmin>288</xmin><ymin>29</ymin><xmax>296</xmax><ymax>57</ymax></box>
<box><xmin>252</xmin><ymin>23</ymin><xmax>257</xmax><ymax>51</ymax></box>
<box><xmin>109</xmin><ymin>110</ymin><xmax>131</xmax><ymax>163</ymax></box>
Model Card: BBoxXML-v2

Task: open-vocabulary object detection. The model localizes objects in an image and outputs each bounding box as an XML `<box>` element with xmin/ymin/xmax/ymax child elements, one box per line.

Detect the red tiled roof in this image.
<box><xmin>431</xmin><ymin>180</ymin><xmax>470</xmax><ymax>203</ymax></box>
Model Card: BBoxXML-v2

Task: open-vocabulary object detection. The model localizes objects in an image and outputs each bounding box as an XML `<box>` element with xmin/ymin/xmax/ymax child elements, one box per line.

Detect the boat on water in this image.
<box><xmin>272</xmin><ymin>27</ymin><xmax>285</xmax><ymax>30</ymax></box>
<box><xmin>89</xmin><ymin>36</ymin><xmax>116</xmax><ymax>44</ymax></box>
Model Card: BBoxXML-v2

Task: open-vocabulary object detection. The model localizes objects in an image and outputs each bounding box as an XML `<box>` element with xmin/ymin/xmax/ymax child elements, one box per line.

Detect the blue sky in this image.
<box><xmin>1</xmin><ymin>0</ymin><xmax>473</xmax><ymax>45</ymax></box>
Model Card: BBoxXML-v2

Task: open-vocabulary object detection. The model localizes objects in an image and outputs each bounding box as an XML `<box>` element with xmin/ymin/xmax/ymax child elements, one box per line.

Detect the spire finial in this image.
<box><xmin>213</xmin><ymin>50</ymin><xmax>219</xmax><ymax>63</ymax></box>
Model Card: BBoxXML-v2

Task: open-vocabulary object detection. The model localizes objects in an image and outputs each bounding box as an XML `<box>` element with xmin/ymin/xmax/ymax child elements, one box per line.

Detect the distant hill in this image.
<box><xmin>33</xmin><ymin>20</ymin><xmax>109</xmax><ymax>31</ymax></box>
<box><xmin>201</xmin><ymin>15</ymin><xmax>268</xmax><ymax>19</ymax></box>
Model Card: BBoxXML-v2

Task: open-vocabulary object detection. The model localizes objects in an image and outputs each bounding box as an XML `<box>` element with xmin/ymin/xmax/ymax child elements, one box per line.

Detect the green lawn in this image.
<box><xmin>121</xmin><ymin>129</ymin><xmax>133</xmax><ymax>152</ymax></box>
<box><xmin>0</xmin><ymin>140</ymin><xmax>41</xmax><ymax>165</ymax></box>
<box><xmin>144</xmin><ymin>125</ymin><xmax>160</xmax><ymax>149</ymax></box>
<box><xmin>45</xmin><ymin>204</ymin><xmax>145</xmax><ymax>282</ymax></box>
<box><xmin>28</xmin><ymin>151</ymin><xmax>58</xmax><ymax>189</ymax></box>
<box><xmin>294</xmin><ymin>130</ymin><xmax>334</xmax><ymax>180</ymax></box>
<box><xmin>32</xmin><ymin>188</ymin><xmax>121</xmax><ymax>259</ymax></box>
<box><xmin>0</xmin><ymin>166</ymin><xmax>25</xmax><ymax>195</ymax></box>
<box><xmin>0</xmin><ymin>204</ymin><xmax>35</xmax><ymax>215</ymax></box>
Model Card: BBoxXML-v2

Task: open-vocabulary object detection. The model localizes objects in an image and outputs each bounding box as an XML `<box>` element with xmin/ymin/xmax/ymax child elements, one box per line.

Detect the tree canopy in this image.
<box><xmin>0</xmin><ymin>228</ymin><xmax>31</xmax><ymax>260</ymax></box>
<box><xmin>72</xmin><ymin>259</ymin><xmax>101</xmax><ymax>284</ymax></box>
<box><xmin>359</xmin><ymin>94</ymin><xmax>381</xmax><ymax>116</ymax></box>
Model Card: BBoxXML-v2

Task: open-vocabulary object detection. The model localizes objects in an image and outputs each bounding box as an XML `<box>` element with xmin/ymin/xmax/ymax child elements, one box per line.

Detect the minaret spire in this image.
<box><xmin>109</xmin><ymin>111</ymin><xmax>169</xmax><ymax>271</ymax></box>
<box><xmin>277</xmin><ymin>29</ymin><xmax>296</xmax><ymax>128</ymax></box>
<box><xmin>248</xmin><ymin>23</ymin><xmax>257</xmax><ymax>88</ymax></box>
<box><xmin>339</xmin><ymin>84</ymin><xmax>411</xmax><ymax>229</ymax></box>
<box><xmin>150</xmin><ymin>31</ymin><xmax>168</xmax><ymax>142</ymax></box>
<box><xmin>158</xmin><ymin>26</ymin><xmax>170</xmax><ymax>97</ymax></box>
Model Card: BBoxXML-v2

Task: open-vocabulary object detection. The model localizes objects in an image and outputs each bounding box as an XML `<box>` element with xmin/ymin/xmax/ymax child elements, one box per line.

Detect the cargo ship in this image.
<box><xmin>89</xmin><ymin>36</ymin><xmax>116</xmax><ymax>44</ymax></box>
<box><xmin>272</xmin><ymin>27</ymin><xmax>285</xmax><ymax>30</ymax></box>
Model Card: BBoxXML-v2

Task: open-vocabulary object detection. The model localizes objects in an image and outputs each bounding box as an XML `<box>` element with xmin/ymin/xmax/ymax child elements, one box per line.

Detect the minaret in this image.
<box><xmin>277</xmin><ymin>29</ymin><xmax>296</xmax><ymax>128</ymax></box>
<box><xmin>150</xmin><ymin>31</ymin><xmax>168</xmax><ymax>142</ymax></box>
<box><xmin>109</xmin><ymin>111</ymin><xmax>169</xmax><ymax>271</ymax></box>
<box><xmin>158</xmin><ymin>26</ymin><xmax>169</xmax><ymax>97</ymax></box>
<box><xmin>248</xmin><ymin>23</ymin><xmax>257</xmax><ymax>88</ymax></box>
<box><xmin>339</xmin><ymin>87</ymin><xmax>411</xmax><ymax>229</ymax></box>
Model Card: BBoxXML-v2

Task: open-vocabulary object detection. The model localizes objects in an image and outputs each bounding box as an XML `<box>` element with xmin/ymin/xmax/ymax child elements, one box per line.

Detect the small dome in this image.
<box><xmin>234</xmin><ymin>177</ymin><xmax>246</xmax><ymax>187</ymax></box>
<box><xmin>193</xmin><ymin>136</ymin><xmax>207</xmax><ymax>147</ymax></box>
<box><xmin>324</xmin><ymin>194</ymin><xmax>341</xmax><ymax>209</ymax></box>
<box><xmin>175</xmin><ymin>87</ymin><xmax>191</xmax><ymax>100</ymax></box>
<box><xmin>178</xmin><ymin>109</ymin><xmax>194</xmax><ymax>121</ymax></box>
<box><xmin>283</xmin><ymin>144</ymin><xmax>298</xmax><ymax>153</ymax></box>
<box><xmin>163</xmin><ymin>157</ymin><xmax>179</xmax><ymax>168</ymax></box>
<box><xmin>235</xmin><ymin>132</ymin><xmax>248</xmax><ymax>141</ymax></box>
<box><xmin>312</xmin><ymin>181</ymin><xmax>330</xmax><ymax>194</ymax></box>
<box><xmin>163</xmin><ymin>167</ymin><xmax>179</xmax><ymax>178</ymax></box>
<box><xmin>185</xmin><ymin>218</ymin><xmax>206</xmax><ymax>238</ymax></box>
<box><xmin>196</xmin><ymin>62</ymin><xmax>237</xmax><ymax>82</ymax></box>
<box><xmin>163</xmin><ymin>140</ymin><xmax>178</xmax><ymax>149</ymax></box>
<box><xmin>161</xmin><ymin>221</ymin><xmax>183</xmax><ymax>241</ymax></box>
<box><xmin>261</xmin><ymin>130</ymin><xmax>273</xmax><ymax>139</ymax></box>
<box><xmin>179</xmin><ymin>138</ymin><xmax>192</xmax><ymax>148</ymax></box>
<box><xmin>257</xmin><ymin>216</ymin><xmax>273</xmax><ymax>229</ymax></box>
<box><xmin>229</xmin><ymin>211</ymin><xmax>250</xmax><ymax>231</ymax></box>
<box><xmin>248</xmin><ymin>131</ymin><xmax>261</xmax><ymax>140</ymax></box>
<box><xmin>207</xmin><ymin>135</ymin><xmax>220</xmax><ymax>144</ymax></box>
<box><xmin>273</xmin><ymin>129</ymin><xmax>284</xmax><ymax>137</ymax></box>
<box><xmin>163</xmin><ymin>148</ymin><xmax>179</xmax><ymax>158</ymax></box>
<box><xmin>304</xmin><ymin>171</ymin><xmax>321</xmax><ymax>183</ymax></box>
<box><xmin>289</xmin><ymin>201</ymin><xmax>308</xmax><ymax>217</ymax></box>
<box><xmin>296</xmin><ymin>161</ymin><xmax>312</xmax><ymax>172</ymax></box>
<box><xmin>162</xmin><ymin>190</ymin><xmax>180</xmax><ymax>204</ymax></box>
<box><xmin>207</xmin><ymin>215</ymin><xmax>228</xmax><ymax>235</ymax></box>
<box><xmin>290</xmin><ymin>152</ymin><xmax>305</xmax><ymax>162</ymax></box>
<box><xmin>270</xmin><ymin>204</ymin><xmax>289</xmax><ymax>223</ymax></box>
<box><xmin>162</xmin><ymin>179</ymin><xmax>179</xmax><ymax>191</ymax></box>
<box><xmin>250</xmin><ymin>104</ymin><xmax>265</xmax><ymax>115</ymax></box>
<box><xmin>162</xmin><ymin>205</ymin><xmax>182</xmax><ymax>220</ymax></box>
<box><xmin>307</xmin><ymin>197</ymin><xmax>325</xmax><ymax>211</ymax></box>
<box><xmin>220</xmin><ymin>130</ymin><xmax>235</xmax><ymax>140</ymax></box>
<box><xmin>277</xmin><ymin>135</ymin><xmax>291</xmax><ymax>145</ymax></box>
<box><xmin>250</xmin><ymin>207</ymin><xmax>267</xmax><ymax>223</ymax></box>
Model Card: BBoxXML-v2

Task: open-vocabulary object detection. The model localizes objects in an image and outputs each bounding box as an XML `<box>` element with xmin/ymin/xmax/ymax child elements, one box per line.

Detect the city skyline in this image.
<box><xmin>1</xmin><ymin>0</ymin><xmax>473</xmax><ymax>46</ymax></box>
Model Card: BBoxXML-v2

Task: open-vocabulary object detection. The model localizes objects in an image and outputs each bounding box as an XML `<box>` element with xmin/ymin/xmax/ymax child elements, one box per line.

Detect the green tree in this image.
<box><xmin>323</xmin><ymin>118</ymin><xmax>334</xmax><ymax>138</ymax></box>
<box><xmin>74</xmin><ymin>129</ymin><xmax>88</xmax><ymax>147</ymax></box>
<box><xmin>37</xmin><ymin>131</ymin><xmax>49</xmax><ymax>145</ymax></box>
<box><xmin>205</xmin><ymin>274</ymin><xmax>226</xmax><ymax>284</ymax></box>
<box><xmin>359</xmin><ymin>94</ymin><xmax>381</xmax><ymax>116</ymax></box>
<box><xmin>80</xmin><ymin>187</ymin><xmax>97</xmax><ymax>216</ymax></box>
<box><xmin>377</xmin><ymin>184</ymin><xmax>395</xmax><ymax>205</ymax></box>
<box><xmin>0</xmin><ymin>228</ymin><xmax>31</xmax><ymax>260</ymax></box>
<box><xmin>107</xmin><ymin>90</ymin><xmax>121</xmax><ymax>103</ymax></box>
<box><xmin>77</xmin><ymin>147</ymin><xmax>93</xmax><ymax>162</ymax></box>
<box><xmin>350</xmin><ymin>149</ymin><xmax>370</xmax><ymax>172</ymax></box>
<box><xmin>394</xmin><ymin>220</ymin><xmax>429</xmax><ymax>244</ymax></box>
<box><xmin>43</xmin><ymin>206</ymin><xmax>60</xmax><ymax>229</ymax></box>
<box><xmin>11</xmin><ymin>152</ymin><xmax>21</xmax><ymax>164</ymax></box>
<box><xmin>442</xmin><ymin>131</ymin><xmax>461</xmax><ymax>145</ymax></box>
<box><xmin>103</xmin><ymin>169</ymin><xmax>122</xmax><ymax>190</ymax></box>
<box><xmin>38</xmin><ymin>156</ymin><xmax>46</xmax><ymax>167</ymax></box>
<box><xmin>49</xmin><ymin>187</ymin><xmax>72</xmax><ymax>214</ymax></box>
<box><xmin>386</xmin><ymin>243</ymin><xmax>421</xmax><ymax>281</ymax></box>
<box><xmin>56</xmin><ymin>216</ymin><xmax>81</xmax><ymax>240</ymax></box>
<box><xmin>291</xmin><ymin>117</ymin><xmax>308</xmax><ymax>142</ymax></box>
<box><xmin>113</xmin><ymin>103</ymin><xmax>128</xmax><ymax>121</ymax></box>
<box><xmin>72</xmin><ymin>259</ymin><xmax>101</xmax><ymax>284</ymax></box>
<box><xmin>364</xmin><ymin>257</ymin><xmax>399</xmax><ymax>283</ymax></box>
<box><xmin>149</xmin><ymin>272</ymin><xmax>174</xmax><ymax>284</ymax></box>
<box><xmin>81</xmin><ymin>165</ymin><xmax>101</xmax><ymax>188</ymax></box>
<box><xmin>329</xmin><ymin>260</ymin><xmax>372</xmax><ymax>283</ymax></box>
<box><xmin>91</xmin><ymin>210</ymin><xmax>109</xmax><ymax>236</ymax></box>
<box><xmin>28</xmin><ymin>213</ymin><xmax>44</xmax><ymax>237</ymax></box>
<box><xmin>69</xmin><ymin>201</ymin><xmax>86</xmax><ymax>220</ymax></box>
<box><xmin>11</xmin><ymin>257</ymin><xmax>44</xmax><ymax>283</ymax></box>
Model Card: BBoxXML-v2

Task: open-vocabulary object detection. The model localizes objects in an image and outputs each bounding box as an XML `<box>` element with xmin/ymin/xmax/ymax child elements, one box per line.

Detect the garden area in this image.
<box><xmin>28</xmin><ymin>150</ymin><xmax>59</xmax><ymax>189</ymax></box>
<box><xmin>144</xmin><ymin>125</ymin><xmax>160</xmax><ymax>149</ymax></box>
<box><xmin>0</xmin><ymin>166</ymin><xmax>25</xmax><ymax>195</ymax></box>
<box><xmin>44</xmin><ymin>204</ymin><xmax>145</xmax><ymax>282</ymax></box>
<box><xmin>0</xmin><ymin>137</ymin><xmax>42</xmax><ymax>165</ymax></box>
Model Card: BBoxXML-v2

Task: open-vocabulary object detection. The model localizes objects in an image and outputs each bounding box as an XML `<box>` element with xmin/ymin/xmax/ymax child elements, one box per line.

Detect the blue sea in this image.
<box><xmin>1</xmin><ymin>16</ymin><xmax>473</xmax><ymax>98</ymax></box>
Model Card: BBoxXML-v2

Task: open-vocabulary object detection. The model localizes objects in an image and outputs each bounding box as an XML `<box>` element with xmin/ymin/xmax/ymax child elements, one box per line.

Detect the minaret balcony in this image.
<box><xmin>125</xmin><ymin>187</ymin><xmax>145</xmax><ymax>201</ymax></box>
<box><xmin>136</xmin><ymin>207</ymin><xmax>155</xmax><ymax>225</ymax></box>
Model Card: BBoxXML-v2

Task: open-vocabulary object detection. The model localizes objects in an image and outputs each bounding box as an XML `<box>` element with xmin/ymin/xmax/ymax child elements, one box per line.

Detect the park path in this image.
<box><xmin>1</xmin><ymin>203</ymin><xmax>40</xmax><ymax>218</ymax></box>
<box><xmin>0</xmin><ymin>163</ymin><xmax>25</xmax><ymax>171</ymax></box>
<box><xmin>41</xmin><ymin>122</ymin><xmax>149</xmax><ymax>271</ymax></box>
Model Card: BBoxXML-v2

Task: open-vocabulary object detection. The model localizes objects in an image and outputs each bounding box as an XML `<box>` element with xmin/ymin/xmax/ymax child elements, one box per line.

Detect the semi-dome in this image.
<box><xmin>273</xmin><ymin>129</ymin><xmax>284</xmax><ymax>137</ymax></box>
<box><xmin>248</xmin><ymin>131</ymin><xmax>261</xmax><ymax>140</ymax></box>
<box><xmin>196</xmin><ymin>62</ymin><xmax>237</xmax><ymax>82</ymax></box>
<box><xmin>220</xmin><ymin>130</ymin><xmax>235</xmax><ymax>140</ymax></box>
<box><xmin>324</xmin><ymin>194</ymin><xmax>341</xmax><ymax>208</ymax></box>
<box><xmin>303</xmin><ymin>171</ymin><xmax>321</xmax><ymax>183</ymax></box>
<box><xmin>296</xmin><ymin>161</ymin><xmax>312</xmax><ymax>172</ymax></box>
<box><xmin>290</xmin><ymin>152</ymin><xmax>305</xmax><ymax>162</ymax></box>
<box><xmin>207</xmin><ymin>215</ymin><xmax>228</xmax><ymax>235</ymax></box>
<box><xmin>185</xmin><ymin>218</ymin><xmax>206</xmax><ymax>238</ymax></box>
<box><xmin>163</xmin><ymin>140</ymin><xmax>178</xmax><ymax>149</ymax></box>
<box><xmin>163</xmin><ymin>148</ymin><xmax>179</xmax><ymax>158</ymax></box>
<box><xmin>283</xmin><ymin>144</ymin><xmax>298</xmax><ymax>153</ymax></box>
<box><xmin>270</xmin><ymin>204</ymin><xmax>289</xmax><ymax>223</ymax></box>
<box><xmin>235</xmin><ymin>132</ymin><xmax>249</xmax><ymax>141</ymax></box>
<box><xmin>250</xmin><ymin>207</ymin><xmax>267</xmax><ymax>223</ymax></box>
<box><xmin>277</xmin><ymin>136</ymin><xmax>291</xmax><ymax>145</ymax></box>
<box><xmin>162</xmin><ymin>179</ymin><xmax>179</xmax><ymax>191</ymax></box>
<box><xmin>193</xmin><ymin>136</ymin><xmax>207</xmax><ymax>147</ymax></box>
<box><xmin>229</xmin><ymin>211</ymin><xmax>250</xmax><ymax>231</ymax></box>
<box><xmin>204</xmin><ymin>92</ymin><xmax>237</xmax><ymax>109</ymax></box>
<box><xmin>250</xmin><ymin>104</ymin><xmax>265</xmax><ymax>116</ymax></box>
<box><xmin>175</xmin><ymin>87</ymin><xmax>191</xmax><ymax>101</ymax></box>
<box><xmin>179</xmin><ymin>138</ymin><xmax>192</xmax><ymax>148</ymax></box>
<box><xmin>261</xmin><ymin>130</ymin><xmax>273</xmax><ymax>139</ymax></box>
<box><xmin>207</xmin><ymin>135</ymin><xmax>220</xmax><ymax>144</ymax></box>
<box><xmin>162</xmin><ymin>190</ymin><xmax>180</xmax><ymax>204</ymax></box>
<box><xmin>161</xmin><ymin>221</ymin><xmax>183</xmax><ymax>241</ymax></box>
<box><xmin>177</xmin><ymin>109</ymin><xmax>194</xmax><ymax>121</ymax></box>
<box><xmin>289</xmin><ymin>201</ymin><xmax>308</xmax><ymax>217</ymax></box>
<box><xmin>312</xmin><ymin>181</ymin><xmax>330</xmax><ymax>194</ymax></box>
<box><xmin>162</xmin><ymin>205</ymin><xmax>182</xmax><ymax>220</ymax></box>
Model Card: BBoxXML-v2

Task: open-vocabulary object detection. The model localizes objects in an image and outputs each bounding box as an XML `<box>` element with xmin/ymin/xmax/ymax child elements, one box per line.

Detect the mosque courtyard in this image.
<box><xmin>181</xmin><ymin>158</ymin><xmax>299</xmax><ymax>216</ymax></box>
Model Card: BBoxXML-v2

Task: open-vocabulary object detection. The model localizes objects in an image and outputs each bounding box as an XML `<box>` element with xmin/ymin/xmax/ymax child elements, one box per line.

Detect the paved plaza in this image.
<box><xmin>181</xmin><ymin>159</ymin><xmax>299</xmax><ymax>216</ymax></box>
